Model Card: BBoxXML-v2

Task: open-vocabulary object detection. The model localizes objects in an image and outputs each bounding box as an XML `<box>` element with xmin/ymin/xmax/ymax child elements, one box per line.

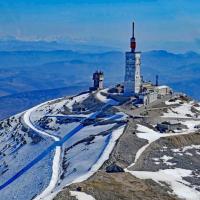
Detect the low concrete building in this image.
<box><xmin>142</xmin><ymin>82</ymin><xmax>155</xmax><ymax>92</ymax></box>
<box><xmin>156</xmin><ymin>121</ymin><xmax>187</xmax><ymax>133</ymax></box>
<box><xmin>155</xmin><ymin>85</ymin><xmax>172</xmax><ymax>96</ymax></box>
<box><xmin>139</xmin><ymin>91</ymin><xmax>158</xmax><ymax>105</ymax></box>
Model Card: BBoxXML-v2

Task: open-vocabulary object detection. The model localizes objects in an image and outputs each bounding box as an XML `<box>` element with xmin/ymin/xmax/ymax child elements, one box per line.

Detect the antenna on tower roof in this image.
<box><xmin>132</xmin><ymin>22</ymin><xmax>135</xmax><ymax>38</ymax></box>
<box><xmin>130</xmin><ymin>21</ymin><xmax>136</xmax><ymax>52</ymax></box>
<box><xmin>156</xmin><ymin>75</ymin><xmax>159</xmax><ymax>86</ymax></box>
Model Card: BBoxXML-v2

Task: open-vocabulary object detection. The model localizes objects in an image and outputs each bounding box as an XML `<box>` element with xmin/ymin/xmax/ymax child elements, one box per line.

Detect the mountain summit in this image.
<box><xmin>0</xmin><ymin>88</ymin><xmax>199</xmax><ymax>200</ymax></box>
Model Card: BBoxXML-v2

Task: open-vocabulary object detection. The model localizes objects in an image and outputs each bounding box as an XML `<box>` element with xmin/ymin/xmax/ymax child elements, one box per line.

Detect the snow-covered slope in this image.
<box><xmin>0</xmin><ymin>90</ymin><xmax>200</xmax><ymax>200</ymax></box>
<box><xmin>0</xmin><ymin>112</ymin><xmax>55</xmax><ymax>200</ymax></box>
<box><xmin>0</xmin><ymin>90</ymin><xmax>127</xmax><ymax>200</ymax></box>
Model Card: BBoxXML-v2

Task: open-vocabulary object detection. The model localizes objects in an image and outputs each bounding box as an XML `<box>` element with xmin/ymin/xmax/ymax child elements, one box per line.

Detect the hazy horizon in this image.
<box><xmin>0</xmin><ymin>0</ymin><xmax>200</xmax><ymax>53</ymax></box>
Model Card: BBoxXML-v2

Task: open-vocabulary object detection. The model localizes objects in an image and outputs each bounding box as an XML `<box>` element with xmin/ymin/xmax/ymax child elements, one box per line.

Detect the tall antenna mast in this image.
<box><xmin>130</xmin><ymin>21</ymin><xmax>136</xmax><ymax>52</ymax></box>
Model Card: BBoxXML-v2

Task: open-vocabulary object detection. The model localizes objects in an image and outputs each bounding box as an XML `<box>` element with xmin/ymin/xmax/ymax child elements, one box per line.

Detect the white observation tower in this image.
<box><xmin>124</xmin><ymin>22</ymin><xmax>141</xmax><ymax>96</ymax></box>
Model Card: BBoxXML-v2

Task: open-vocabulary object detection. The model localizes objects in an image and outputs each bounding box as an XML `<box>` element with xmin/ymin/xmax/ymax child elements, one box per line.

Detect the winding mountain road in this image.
<box><xmin>0</xmin><ymin>94</ymin><xmax>115</xmax><ymax>199</ymax></box>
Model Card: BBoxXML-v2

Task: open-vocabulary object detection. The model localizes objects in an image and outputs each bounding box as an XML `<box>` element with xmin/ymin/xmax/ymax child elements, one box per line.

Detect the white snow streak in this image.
<box><xmin>96</xmin><ymin>89</ymin><xmax>118</xmax><ymax>105</ymax></box>
<box><xmin>43</xmin><ymin>125</ymin><xmax>126</xmax><ymax>200</ymax></box>
<box><xmin>23</xmin><ymin>103</ymin><xmax>61</xmax><ymax>200</ymax></box>
<box><xmin>70</xmin><ymin>191</ymin><xmax>96</xmax><ymax>200</ymax></box>
<box><xmin>71</xmin><ymin>125</ymin><xmax>126</xmax><ymax>183</ymax></box>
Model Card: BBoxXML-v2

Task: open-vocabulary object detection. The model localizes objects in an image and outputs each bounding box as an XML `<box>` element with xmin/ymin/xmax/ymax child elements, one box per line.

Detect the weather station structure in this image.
<box><xmin>90</xmin><ymin>70</ymin><xmax>104</xmax><ymax>91</ymax></box>
<box><xmin>124</xmin><ymin>22</ymin><xmax>141</xmax><ymax>96</ymax></box>
<box><xmin>123</xmin><ymin>22</ymin><xmax>172</xmax><ymax>105</ymax></box>
<box><xmin>88</xmin><ymin>22</ymin><xmax>172</xmax><ymax>105</ymax></box>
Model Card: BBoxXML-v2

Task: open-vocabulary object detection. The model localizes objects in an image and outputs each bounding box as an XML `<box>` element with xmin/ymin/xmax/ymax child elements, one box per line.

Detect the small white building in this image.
<box><xmin>139</xmin><ymin>91</ymin><xmax>158</xmax><ymax>105</ymax></box>
<box><xmin>155</xmin><ymin>85</ymin><xmax>172</xmax><ymax>96</ymax></box>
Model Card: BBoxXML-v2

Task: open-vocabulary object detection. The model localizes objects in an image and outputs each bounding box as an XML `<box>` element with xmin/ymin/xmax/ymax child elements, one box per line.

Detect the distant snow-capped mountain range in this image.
<box><xmin>0</xmin><ymin>39</ymin><xmax>199</xmax><ymax>120</ymax></box>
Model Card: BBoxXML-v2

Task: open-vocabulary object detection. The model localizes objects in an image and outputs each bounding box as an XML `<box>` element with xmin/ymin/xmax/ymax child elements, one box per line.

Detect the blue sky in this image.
<box><xmin>0</xmin><ymin>0</ymin><xmax>200</xmax><ymax>52</ymax></box>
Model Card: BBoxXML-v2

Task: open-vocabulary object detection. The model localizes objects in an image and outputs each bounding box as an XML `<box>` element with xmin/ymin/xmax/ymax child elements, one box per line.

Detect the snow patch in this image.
<box><xmin>70</xmin><ymin>191</ymin><xmax>95</xmax><ymax>200</ymax></box>
<box><xmin>160</xmin><ymin>155</ymin><xmax>175</xmax><ymax>166</ymax></box>
<box><xmin>42</xmin><ymin>125</ymin><xmax>126</xmax><ymax>200</ymax></box>
<box><xmin>71</xmin><ymin>125</ymin><xmax>126</xmax><ymax>183</ymax></box>
<box><xmin>66</xmin><ymin>93</ymin><xmax>90</xmax><ymax>110</ymax></box>
<box><xmin>165</xmin><ymin>100</ymin><xmax>182</xmax><ymax>105</ymax></box>
<box><xmin>96</xmin><ymin>89</ymin><xmax>118</xmax><ymax>106</ymax></box>
<box><xmin>128</xmin><ymin>124</ymin><xmax>195</xmax><ymax>168</ymax></box>
<box><xmin>163</xmin><ymin>101</ymin><xmax>200</xmax><ymax>119</ymax></box>
<box><xmin>128</xmin><ymin>168</ymin><xmax>200</xmax><ymax>200</ymax></box>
